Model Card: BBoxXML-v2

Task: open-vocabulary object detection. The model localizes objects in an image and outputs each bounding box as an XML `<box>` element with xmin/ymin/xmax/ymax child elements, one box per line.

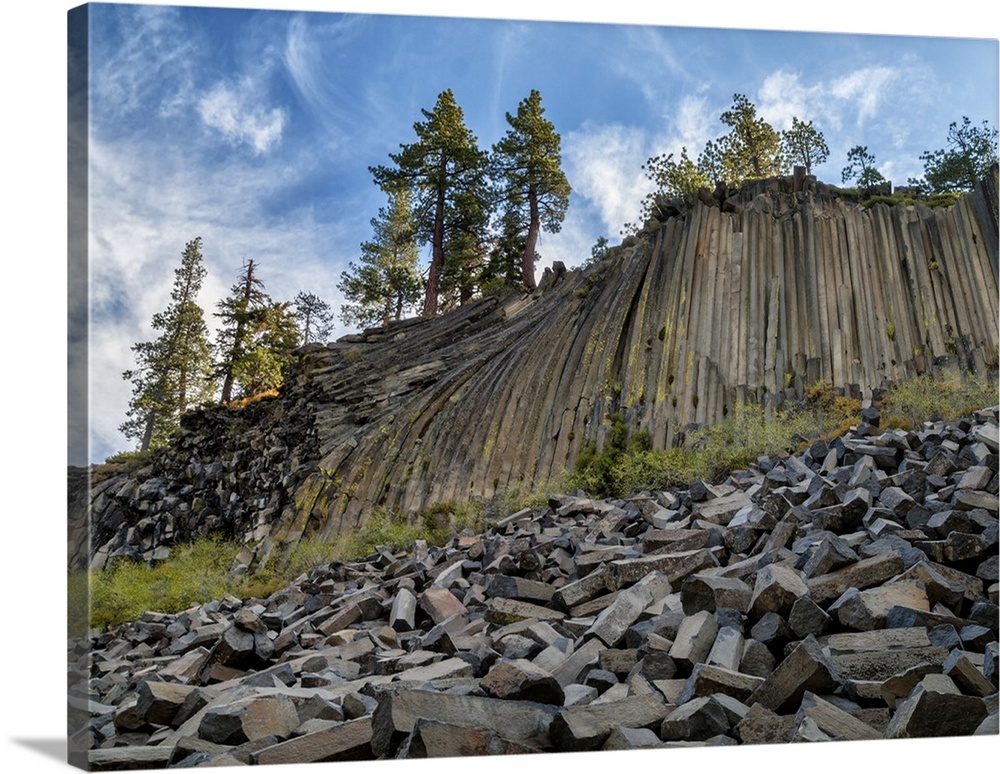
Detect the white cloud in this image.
<box><xmin>829</xmin><ymin>65</ymin><xmax>899</xmax><ymax>126</ymax></box>
<box><xmin>757</xmin><ymin>70</ymin><xmax>824</xmax><ymax>131</ymax></box>
<box><xmin>563</xmin><ymin>122</ymin><xmax>655</xmax><ymax>236</ymax></box>
<box><xmin>86</xmin><ymin>131</ymin><xmax>357</xmax><ymax>462</ymax></box>
<box><xmin>198</xmin><ymin>80</ymin><xmax>288</xmax><ymax>154</ymax></box>
<box><xmin>673</xmin><ymin>94</ymin><xmax>715</xmax><ymax>149</ymax></box>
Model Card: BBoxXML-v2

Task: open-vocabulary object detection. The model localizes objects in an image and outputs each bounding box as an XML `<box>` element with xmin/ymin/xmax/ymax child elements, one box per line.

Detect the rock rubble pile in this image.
<box><xmin>71</xmin><ymin>407</ymin><xmax>999</xmax><ymax>768</ymax></box>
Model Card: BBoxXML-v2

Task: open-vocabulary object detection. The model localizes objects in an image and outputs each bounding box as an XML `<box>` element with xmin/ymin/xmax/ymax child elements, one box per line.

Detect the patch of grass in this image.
<box><xmin>861</xmin><ymin>193</ymin><xmax>960</xmax><ymax>209</ymax></box>
<box><xmin>569</xmin><ymin>402</ymin><xmax>838</xmax><ymax>498</ymax></box>
<box><xmin>85</xmin><ymin>535</ymin><xmax>286</xmax><ymax>632</ymax></box>
<box><xmin>103</xmin><ymin>449</ymin><xmax>156</xmax><ymax>467</ymax></box>
<box><xmin>803</xmin><ymin>381</ymin><xmax>863</xmax><ymax>440</ymax></box>
<box><xmin>882</xmin><ymin>372</ymin><xmax>998</xmax><ymax>428</ymax></box>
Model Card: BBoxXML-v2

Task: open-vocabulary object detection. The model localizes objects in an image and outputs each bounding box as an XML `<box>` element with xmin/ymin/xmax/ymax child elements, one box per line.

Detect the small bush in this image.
<box><xmin>104</xmin><ymin>449</ymin><xmax>156</xmax><ymax>467</ymax></box>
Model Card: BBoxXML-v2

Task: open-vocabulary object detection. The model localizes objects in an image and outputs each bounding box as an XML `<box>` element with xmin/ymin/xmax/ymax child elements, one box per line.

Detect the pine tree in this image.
<box><xmin>338</xmin><ymin>187</ymin><xmax>424</xmax><ymax>329</ymax></box>
<box><xmin>439</xmin><ymin>187</ymin><xmax>490</xmax><ymax>308</ymax></box>
<box><xmin>230</xmin><ymin>301</ymin><xmax>299</xmax><ymax>396</ymax></box>
<box><xmin>214</xmin><ymin>260</ymin><xmax>299</xmax><ymax>401</ymax></box>
<box><xmin>120</xmin><ymin>237</ymin><xmax>214</xmax><ymax>451</ymax></box>
<box><xmin>370</xmin><ymin>89</ymin><xmax>490</xmax><ymax>316</ymax></box>
<box><xmin>842</xmin><ymin>145</ymin><xmax>886</xmax><ymax>191</ymax></box>
<box><xmin>293</xmin><ymin>291</ymin><xmax>333</xmax><ymax>344</ymax></box>
<box><xmin>913</xmin><ymin>117</ymin><xmax>999</xmax><ymax>194</ymax></box>
<box><xmin>491</xmin><ymin>90</ymin><xmax>571</xmax><ymax>289</ymax></box>
<box><xmin>482</xmin><ymin>199</ymin><xmax>529</xmax><ymax>288</ymax></box>
<box><xmin>713</xmin><ymin>94</ymin><xmax>786</xmax><ymax>184</ymax></box>
<box><xmin>781</xmin><ymin>117</ymin><xmax>829</xmax><ymax>176</ymax></box>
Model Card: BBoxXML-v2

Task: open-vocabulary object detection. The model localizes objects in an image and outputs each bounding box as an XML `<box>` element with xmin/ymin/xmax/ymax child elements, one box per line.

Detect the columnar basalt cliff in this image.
<box><xmin>73</xmin><ymin>174</ymin><xmax>999</xmax><ymax>570</ymax></box>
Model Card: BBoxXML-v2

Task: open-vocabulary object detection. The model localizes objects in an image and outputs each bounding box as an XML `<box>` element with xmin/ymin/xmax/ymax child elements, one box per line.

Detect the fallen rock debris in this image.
<box><xmin>70</xmin><ymin>407</ymin><xmax>999</xmax><ymax>767</ymax></box>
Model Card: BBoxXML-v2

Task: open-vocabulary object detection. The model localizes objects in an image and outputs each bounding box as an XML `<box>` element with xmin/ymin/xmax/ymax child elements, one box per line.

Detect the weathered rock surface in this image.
<box><xmin>70</xmin><ymin>408</ymin><xmax>999</xmax><ymax>766</ymax></box>
<box><xmin>69</xmin><ymin>176</ymin><xmax>1000</xmax><ymax>572</ymax></box>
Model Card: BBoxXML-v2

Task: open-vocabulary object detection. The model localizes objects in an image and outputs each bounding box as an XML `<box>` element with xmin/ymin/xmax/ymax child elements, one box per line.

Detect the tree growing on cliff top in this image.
<box><xmin>293</xmin><ymin>291</ymin><xmax>333</xmax><ymax>344</ymax></box>
<box><xmin>339</xmin><ymin>186</ymin><xmax>424</xmax><ymax>329</ymax></box>
<box><xmin>912</xmin><ymin>117</ymin><xmax>999</xmax><ymax>194</ymax></box>
<box><xmin>120</xmin><ymin>237</ymin><xmax>214</xmax><ymax>451</ymax></box>
<box><xmin>490</xmin><ymin>89</ymin><xmax>571</xmax><ymax>290</ymax></box>
<box><xmin>712</xmin><ymin>93</ymin><xmax>786</xmax><ymax>184</ymax></box>
<box><xmin>841</xmin><ymin>145</ymin><xmax>887</xmax><ymax>191</ymax></box>
<box><xmin>370</xmin><ymin>89</ymin><xmax>490</xmax><ymax>317</ymax></box>
<box><xmin>781</xmin><ymin>117</ymin><xmax>829</xmax><ymax>176</ymax></box>
<box><xmin>214</xmin><ymin>260</ymin><xmax>299</xmax><ymax>401</ymax></box>
<box><xmin>639</xmin><ymin>147</ymin><xmax>711</xmax><ymax>214</ymax></box>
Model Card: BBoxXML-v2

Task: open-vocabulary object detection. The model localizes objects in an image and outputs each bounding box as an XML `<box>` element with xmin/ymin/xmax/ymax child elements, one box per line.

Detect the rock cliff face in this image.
<box><xmin>72</xmin><ymin>175</ymin><xmax>999</xmax><ymax>571</ymax></box>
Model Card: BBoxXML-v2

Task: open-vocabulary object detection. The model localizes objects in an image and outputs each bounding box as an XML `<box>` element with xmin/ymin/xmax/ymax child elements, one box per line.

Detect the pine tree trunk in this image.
<box><xmin>423</xmin><ymin>177</ymin><xmax>446</xmax><ymax>317</ymax></box>
<box><xmin>221</xmin><ymin>260</ymin><xmax>255</xmax><ymax>403</ymax></box>
<box><xmin>521</xmin><ymin>190</ymin><xmax>540</xmax><ymax>290</ymax></box>
<box><xmin>140</xmin><ymin>410</ymin><xmax>156</xmax><ymax>452</ymax></box>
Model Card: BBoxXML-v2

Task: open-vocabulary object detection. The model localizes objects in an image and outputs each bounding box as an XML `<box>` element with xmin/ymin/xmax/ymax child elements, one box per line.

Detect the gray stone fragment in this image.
<box><xmin>601</xmin><ymin>726</ymin><xmax>663</xmax><ymax>750</ymax></box>
<box><xmin>388</xmin><ymin>587</ymin><xmax>417</xmax><ymax>632</ymax></box>
<box><xmin>680</xmin><ymin>573</ymin><xmax>752</xmax><ymax>614</ymax></box>
<box><xmin>884</xmin><ymin>674</ymin><xmax>988</xmax><ymax>738</ymax></box>
<box><xmin>251</xmin><ymin>717</ymin><xmax>374</xmax><ymax>765</ymax></box>
<box><xmin>479</xmin><ymin>659</ymin><xmax>565</xmax><ymax>706</ymax></box>
<box><xmin>750</xmin><ymin>564</ymin><xmax>808</xmax><ymax>618</ymax></box>
<box><xmin>549</xmin><ymin>693</ymin><xmax>669</xmax><ymax>752</ymax></box>
<box><xmin>668</xmin><ymin>610</ymin><xmax>719</xmax><ymax>671</ymax></box>
<box><xmin>706</xmin><ymin>626</ymin><xmax>745</xmax><ymax>672</ymax></box>
<box><xmin>660</xmin><ymin>696</ymin><xmax>732</xmax><ymax>741</ymax></box>
<box><xmin>788</xmin><ymin>597</ymin><xmax>831</xmax><ymax>638</ymax></box>
<box><xmin>792</xmin><ymin>691</ymin><xmax>880</xmax><ymax>741</ymax></box>
<box><xmin>746</xmin><ymin>636</ymin><xmax>840</xmax><ymax>713</ymax></box>
<box><xmin>398</xmin><ymin>718</ymin><xmax>539</xmax><ymax>757</ymax></box>
<box><xmin>370</xmin><ymin>689</ymin><xmax>557</xmax><ymax>757</ymax></box>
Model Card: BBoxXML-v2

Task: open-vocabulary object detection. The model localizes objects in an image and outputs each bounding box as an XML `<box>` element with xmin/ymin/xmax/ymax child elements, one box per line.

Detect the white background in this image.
<box><xmin>1</xmin><ymin>1</ymin><xmax>997</xmax><ymax>773</ymax></box>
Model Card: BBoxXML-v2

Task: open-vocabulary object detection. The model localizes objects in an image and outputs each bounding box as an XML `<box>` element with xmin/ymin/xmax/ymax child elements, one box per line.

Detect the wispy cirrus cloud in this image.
<box><xmin>91</xmin><ymin>5</ymin><xmax>199</xmax><ymax>123</ymax></box>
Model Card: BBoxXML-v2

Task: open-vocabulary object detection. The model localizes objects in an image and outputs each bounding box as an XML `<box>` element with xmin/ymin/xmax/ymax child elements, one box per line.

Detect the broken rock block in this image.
<box><xmin>480</xmin><ymin>659</ymin><xmax>565</xmax><ymax>705</ymax></box>
<box><xmin>828</xmin><ymin>580</ymin><xmax>930</xmax><ymax>631</ymax></box>
<box><xmin>586</xmin><ymin>572</ymin><xmax>671</xmax><ymax>647</ymax></box>
<box><xmin>250</xmin><ymin>717</ymin><xmax>374</xmax><ymax>765</ymax></box>
<box><xmin>733</xmin><ymin>704</ymin><xmax>795</xmax><ymax>745</ymax></box>
<box><xmin>399</xmin><ymin>718</ymin><xmax>539</xmax><ymax>758</ymax></box>
<box><xmin>792</xmin><ymin>691</ymin><xmax>881</xmax><ymax>741</ymax></box>
<box><xmin>681</xmin><ymin>573</ymin><xmax>752</xmax><ymax>614</ymax></box>
<box><xmin>370</xmin><ymin>689</ymin><xmax>557</xmax><ymax>757</ymax></box>
<box><xmin>135</xmin><ymin>680</ymin><xmax>201</xmax><ymax>728</ymax></box>
<box><xmin>883</xmin><ymin>674</ymin><xmax>989</xmax><ymax>738</ymax></box>
<box><xmin>806</xmin><ymin>552</ymin><xmax>905</xmax><ymax>604</ymax></box>
<box><xmin>746</xmin><ymin>636</ymin><xmax>840</xmax><ymax>713</ymax></box>
<box><xmin>749</xmin><ymin>564</ymin><xmax>808</xmax><ymax>618</ymax></box>
<box><xmin>668</xmin><ymin>610</ymin><xmax>719</xmax><ymax>671</ymax></box>
<box><xmin>197</xmin><ymin>694</ymin><xmax>300</xmax><ymax>746</ymax></box>
<box><xmin>659</xmin><ymin>696</ymin><xmax>732</xmax><ymax>741</ymax></box>
<box><xmin>549</xmin><ymin>693</ymin><xmax>670</xmax><ymax>752</ymax></box>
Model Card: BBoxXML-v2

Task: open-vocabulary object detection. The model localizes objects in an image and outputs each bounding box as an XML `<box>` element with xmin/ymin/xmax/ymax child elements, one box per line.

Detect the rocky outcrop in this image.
<box><xmin>71</xmin><ymin>176</ymin><xmax>999</xmax><ymax>569</ymax></box>
<box><xmin>69</xmin><ymin>408</ymin><xmax>999</xmax><ymax>766</ymax></box>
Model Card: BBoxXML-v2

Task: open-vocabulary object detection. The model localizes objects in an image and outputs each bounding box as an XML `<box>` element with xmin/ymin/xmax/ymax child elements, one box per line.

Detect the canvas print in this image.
<box><xmin>68</xmin><ymin>2</ymin><xmax>999</xmax><ymax>771</ymax></box>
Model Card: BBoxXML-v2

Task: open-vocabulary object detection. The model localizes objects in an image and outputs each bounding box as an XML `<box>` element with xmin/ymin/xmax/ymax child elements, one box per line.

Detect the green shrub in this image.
<box><xmin>104</xmin><ymin>449</ymin><xmax>156</xmax><ymax>466</ymax></box>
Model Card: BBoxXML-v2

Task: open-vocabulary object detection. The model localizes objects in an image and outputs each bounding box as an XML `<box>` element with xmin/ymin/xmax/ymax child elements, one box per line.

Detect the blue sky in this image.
<box><xmin>72</xmin><ymin>1</ymin><xmax>999</xmax><ymax>463</ymax></box>
<box><xmin>0</xmin><ymin>3</ymin><xmax>998</xmax><ymax>773</ymax></box>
